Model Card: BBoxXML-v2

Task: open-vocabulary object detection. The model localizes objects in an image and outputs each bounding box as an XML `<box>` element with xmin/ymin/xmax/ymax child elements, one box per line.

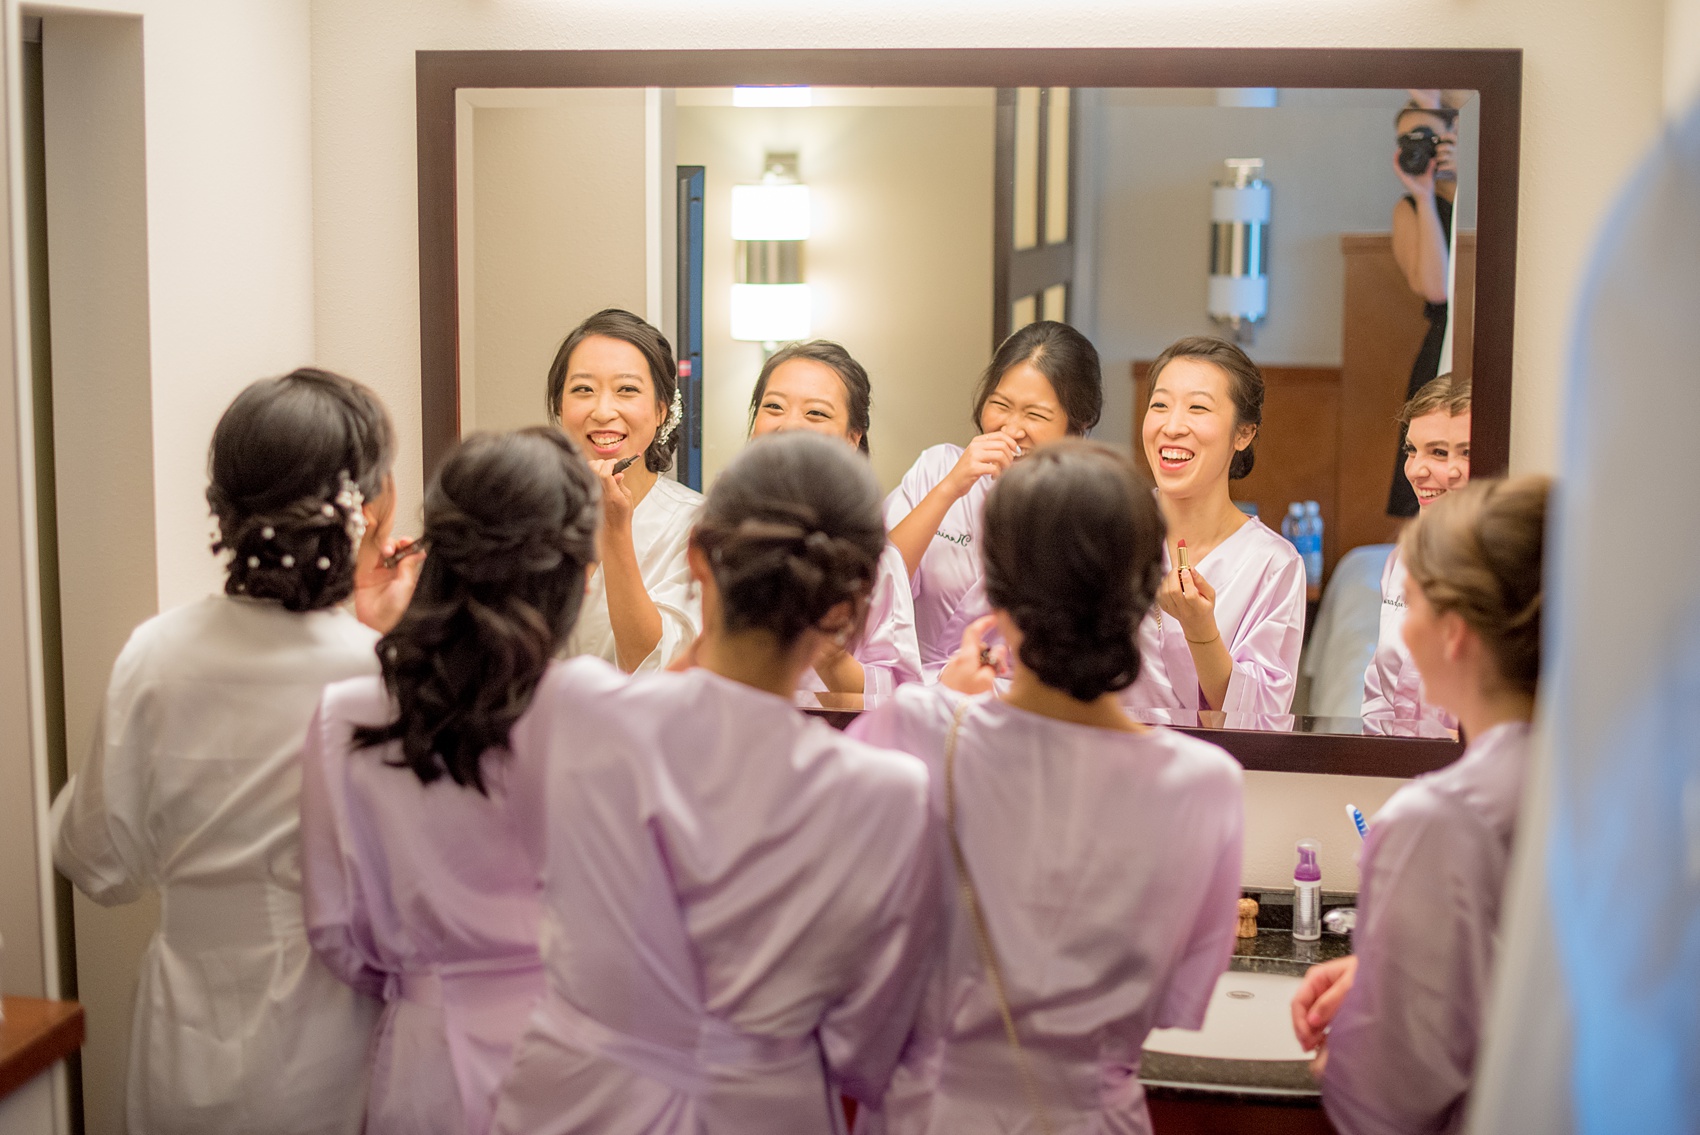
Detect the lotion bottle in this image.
<box><xmin>1293</xmin><ymin>839</ymin><xmax>1322</xmax><ymax>941</ymax></box>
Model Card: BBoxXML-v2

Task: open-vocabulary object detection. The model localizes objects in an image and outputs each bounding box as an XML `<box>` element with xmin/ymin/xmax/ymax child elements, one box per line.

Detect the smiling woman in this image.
<box><xmin>885</xmin><ymin>321</ymin><xmax>1102</xmax><ymax>678</ymax></box>
<box><xmin>545</xmin><ymin>308</ymin><xmax>704</xmax><ymax>672</ymax></box>
<box><xmin>1126</xmin><ymin>335</ymin><xmax>1306</xmax><ymax>715</ymax></box>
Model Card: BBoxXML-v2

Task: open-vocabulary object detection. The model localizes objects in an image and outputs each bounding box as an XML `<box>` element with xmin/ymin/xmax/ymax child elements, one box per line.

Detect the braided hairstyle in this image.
<box><xmin>354</xmin><ymin>428</ymin><xmax>600</xmax><ymax>792</ymax></box>
<box><xmin>982</xmin><ymin>439</ymin><xmax>1166</xmax><ymax>701</ymax></box>
<box><xmin>207</xmin><ymin>368</ymin><xmax>394</xmax><ymax>612</ymax></box>
<box><xmin>692</xmin><ymin>432</ymin><xmax>885</xmax><ymax>648</ymax></box>
<box><xmin>1400</xmin><ymin>475</ymin><xmax>1549</xmax><ymax>698</ymax></box>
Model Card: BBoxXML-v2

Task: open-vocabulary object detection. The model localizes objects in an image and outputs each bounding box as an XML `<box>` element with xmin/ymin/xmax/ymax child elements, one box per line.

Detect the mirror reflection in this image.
<box><xmin>452</xmin><ymin>85</ymin><xmax>1480</xmax><ymax>735</ymax></box>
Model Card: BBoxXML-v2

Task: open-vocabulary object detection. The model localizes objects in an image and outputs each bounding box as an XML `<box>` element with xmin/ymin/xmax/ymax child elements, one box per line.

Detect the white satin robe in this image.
<box><xmin>490</xmin><ymin>659</ymin><xmax>942</xmax><ymax>1135</ymax></box>
<box><xmin>1122</xmin><ymin>517</ymin><xmax>1307</xmax><ymax>714</ymax></box>
<box><xmin>884</xmin><ymin>444</ymin><xmax>994</xmax><ymax>679</ymax></box>
<box><xmin>1360</xmin><ymin>549</ymin><xmax>1458</xmax><ymax>731</ymax></box>
<box><xmin>50</xmin><ymin>595</ymin><xmax>381</xmax><ymax>1135</ymax></box>
<box><xmin>801</xmin><ymin>543</ymin><xmax>924</xmax><ymax>697</ymax></box>
<box><xmin>1322</xmin><ymin>722</ymin><xmax>1530</xmax><ymax>1135</ymax></box>
<box><xmin>301</xmin><ymin>672</ymin><xmax>557</xmax><ymax>1135</ymax></box>
<box><xmin>566</xmin><ymin>475</ymin><xmax>704</xmax><ymax>671</ymax></box>
<box><xmin>849</xmin><ymin>687</ymin><xmax>1245</xmax><ymax>1135</ymax></box>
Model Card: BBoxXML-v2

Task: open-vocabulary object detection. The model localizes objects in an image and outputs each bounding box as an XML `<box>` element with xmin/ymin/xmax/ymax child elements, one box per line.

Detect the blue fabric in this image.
<box><xmin>1545</xmin><ymin>98</ymin><xmax>1700</xmax><ymax>1134</ymax></box>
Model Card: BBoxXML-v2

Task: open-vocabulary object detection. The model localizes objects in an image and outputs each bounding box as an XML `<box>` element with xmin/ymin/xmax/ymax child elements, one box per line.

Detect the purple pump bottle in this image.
<box><xmin>1293</xmin><ymin>839</ymin><xmax>1322</xmax><ymax>941</ymax></box>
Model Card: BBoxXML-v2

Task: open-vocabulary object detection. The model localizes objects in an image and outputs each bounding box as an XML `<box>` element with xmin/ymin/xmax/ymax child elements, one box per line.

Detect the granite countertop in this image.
<box><xmin>1140</xmin><ymin>926</ymin><xmax>1352</xmax><ymax>1102</ymax></box>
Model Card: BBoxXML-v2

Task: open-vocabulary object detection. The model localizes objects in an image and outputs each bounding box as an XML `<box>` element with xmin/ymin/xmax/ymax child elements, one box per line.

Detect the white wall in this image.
<box><xmin>676</xmin><ymin>94</ymin><xmax>994</xmax><ymax>489</ymax></box>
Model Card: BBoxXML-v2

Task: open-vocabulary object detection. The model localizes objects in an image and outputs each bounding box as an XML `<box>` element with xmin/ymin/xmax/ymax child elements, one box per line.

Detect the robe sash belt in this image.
<box><xmin>545</xmin><ymin>997</ymin><xmax>818</xmax><ymax>1097</ymax></box>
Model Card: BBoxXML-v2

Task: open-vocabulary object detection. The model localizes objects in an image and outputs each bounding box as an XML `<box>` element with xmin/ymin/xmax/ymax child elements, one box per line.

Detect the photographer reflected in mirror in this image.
<box><xmin>1387</xmin><ymin>93</ymin><xmax>1461</xmax><ymax>518</ymax></box>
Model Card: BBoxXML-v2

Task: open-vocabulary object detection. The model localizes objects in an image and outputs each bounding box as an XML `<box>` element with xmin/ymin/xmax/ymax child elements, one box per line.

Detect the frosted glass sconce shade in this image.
<box><xmin>731</xmin><ymin>183</ymin><xmax>811</xmax><ymax>241</ymax></box>
<box><xmin>730</xmin><ymin>283</ymin><xmax>812</xmax><ymax>342</ymax></box>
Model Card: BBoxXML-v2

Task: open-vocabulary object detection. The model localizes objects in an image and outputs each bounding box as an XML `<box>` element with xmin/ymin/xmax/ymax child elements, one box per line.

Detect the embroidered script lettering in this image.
<box><xmin>936</xmin><ymin>531</ymin><xmax>972</xmax><ymax>548</ymax></box>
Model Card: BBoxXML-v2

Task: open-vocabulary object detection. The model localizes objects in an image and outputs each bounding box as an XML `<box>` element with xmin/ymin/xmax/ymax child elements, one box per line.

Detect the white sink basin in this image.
<box><xmin>1144</xmin><ymin>970</ymin><xmax>1314</xmax><ymax>1062</ymax></box>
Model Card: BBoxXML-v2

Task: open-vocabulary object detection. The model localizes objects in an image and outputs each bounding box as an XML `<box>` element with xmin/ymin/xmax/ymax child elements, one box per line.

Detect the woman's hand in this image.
<box><xmin>1156</xmin><ymin>564</ymin><xmax>1220</xmax><ymax>645</ymax></box>
<box><xmin>353</xmin><ymin>536</ymin><xmax>423</xmax><ymax>634</ymax></box>
<box><xmin>1290</xmin><ymin>955</ymin><xmax>1358</xmax><ymax>1055</ymax></box>
<box><xmin>1393</xmin><ymin>138</ymin><xmax>1453</xmax><ymax>201</ymax></box>
<box><xmin>589</xmin><ymin>459</ymin><xmax>637</xmax><ymax>537</ymax></box>
<box><xmin>939</xmin><ymin>615</ymin><xmax>1007</xmax><ymax>695</ymax></box>
<box><xmin>944</xmin><ymin>432</ymin><xmax>1022</xmax><ymax>499</ymax></box>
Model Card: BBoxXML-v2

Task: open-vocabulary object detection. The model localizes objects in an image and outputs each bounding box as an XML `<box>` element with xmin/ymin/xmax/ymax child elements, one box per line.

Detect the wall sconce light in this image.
<box><xmin>730</xmin><ymin>152</ymin><xmax>810</xmax><ymax>346</ymax></box>
<box><xmin>1208</xmin><ymin>157</ymin><xmax>1270</xmax><ymax>342</ymax></box>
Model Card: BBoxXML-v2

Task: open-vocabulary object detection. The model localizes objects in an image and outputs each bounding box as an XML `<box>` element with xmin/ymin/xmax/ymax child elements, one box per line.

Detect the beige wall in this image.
<box><xmin>677</xmin><ymin>95</ymin><xmax>995</xmax><ymax>490</ymax></box>
<box><xmin>462</xmin><ymin>94</ymin><xmax>651</xmax><ymax>435</ymax></box>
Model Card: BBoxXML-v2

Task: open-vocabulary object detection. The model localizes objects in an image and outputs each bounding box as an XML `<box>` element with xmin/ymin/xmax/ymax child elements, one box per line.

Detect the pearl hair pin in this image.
<box><xmin>317</xmin><ymin>556</ymin><xmax>331</xmax><ymax>570</ymax></box>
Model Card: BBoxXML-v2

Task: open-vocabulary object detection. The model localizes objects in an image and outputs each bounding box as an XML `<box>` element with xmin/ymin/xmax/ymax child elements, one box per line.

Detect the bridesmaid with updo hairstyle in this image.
<box><xmin>493</xmin><ymin>433</ymin><xmax>940</xmax><ymax>1135</ymax></box>
<box><xmin>53</xmin><ymin>368</ymin><xmax>403</xmax><ymax>1135</ymax></box>
<box><xmin>301</xmin><ymin>428</ymin><xmax>601</xmax><ymax>1135</ymax></box>
<box><xmin>545</xmin><ymin>308</ymin><xmax>703</xmax><ymax>671</ymax></box>
<box><xmin>885</xmin><ymin>320</ymin><xmax>1103</xmax><ymax>678</ymax></box>
<box><xmin>1292</xmin><ymin>476</ymin><xmax>1548</xmax><ymax>1135</ymax></box>
<box><xmin>1129</xmin><ymin>335</ymin><xmax>1306</xmax><ymax>714</ymax></box>
<box><xmin>746</xmin><ymin>339</ymin><xmax>923</xmax><ymax>695</ymax></box>
<box><xmin>852</xmin><ymin>440</ymin><xmax>1244</xmax><ymax>1135</ymax></box>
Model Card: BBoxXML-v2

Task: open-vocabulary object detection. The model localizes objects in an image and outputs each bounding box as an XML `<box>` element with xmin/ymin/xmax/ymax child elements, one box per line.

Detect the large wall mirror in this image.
<box><xmin>417</xmin><ymin>49</ymin><xmax>1521</xmax><ymax>777</ymax></box>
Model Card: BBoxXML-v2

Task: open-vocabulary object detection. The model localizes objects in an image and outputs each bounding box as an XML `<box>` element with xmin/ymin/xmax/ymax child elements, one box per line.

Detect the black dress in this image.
<box><xmin>1386</xmin><ymin>193</ymin><xmax>1454</xmax><ymax>518</ymax></box>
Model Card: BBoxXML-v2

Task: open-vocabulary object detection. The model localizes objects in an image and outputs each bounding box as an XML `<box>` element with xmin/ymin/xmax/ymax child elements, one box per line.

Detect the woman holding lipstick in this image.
<box><xmin>1363</xmin><ymin>374</ymin><xmax>1471</xmax><ymax>729</ymax></box>
<box><xmin>1124</xmin><ymin>336</ymin><xmax>1306</xmax><ymax>714</ymax></box>
<box><xmin>546</xmin><ymin>308</ymin><xmax>703</xmax><ymax>672</ymax></box>
<box><xmin>885</xmin><ymin>321</ymin><xmax>1103</xmax><ymax>678</ymax></box>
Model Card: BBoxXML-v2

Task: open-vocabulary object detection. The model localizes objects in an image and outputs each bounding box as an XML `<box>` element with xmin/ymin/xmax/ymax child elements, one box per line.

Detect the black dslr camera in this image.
<box><xmin>1397</xmin><ymin>125</ymin><xmax>1444</xmax><ymax>176</ymax></box>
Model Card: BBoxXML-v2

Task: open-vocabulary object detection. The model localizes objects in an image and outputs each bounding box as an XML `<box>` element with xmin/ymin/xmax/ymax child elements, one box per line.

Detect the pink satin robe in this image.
<box><xmin>1321</xmin><ymin>722</ymin><xmax>1530</xmax><ymax>1135</ymax></box>
<box><xmin>491</xmin><ymin>658</ymin><xmax>941</xmax><ymax>1135</ymax></box>
<box><xmin>849</xmin><ymin>687</ymin><xmax>1245</xmax><ymax>1135</ymax></box>
<box><xmin>1122</xmin><ymin>517</ymin><xmax>1306</xmax><ymax>714</ymax></box>
<box><xmin>301</xmin><ymin>672</ymin><xmax>556</xmax><ymax>1135</ymax></box>
<box><xmin>1361</xmin><ymin>549</ymin><xmax>1458</xmax><ymax>731</ymax></box>
<box><xmin>884</xmin><ymin>444</ymin><xmax>994</xmax><ymax>678</ymax></box>
<box><xmin>802</xmin><ymin>543</ymin><xmax>924</xmax><ymax>697</ymax></box>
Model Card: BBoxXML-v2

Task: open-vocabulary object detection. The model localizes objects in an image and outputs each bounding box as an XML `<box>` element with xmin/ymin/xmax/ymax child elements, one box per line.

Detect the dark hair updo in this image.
<box><xmin>982</xmin><ymin>439</ymin><xmax>1166</xmax><ymax>701</ymax></box>
<box><xmin>545</xmin><ymin>308</ymin><xmax>680</xmax><ymax>474</ymax></box>
<box><xmin>207</xmin><ymin>367</ymin><xmax>395</xmax><ymax>612</ymax></box>
<box><xmin>973</xmin><ymin>320</ymin><xmax>1103</xmax><ymax>435</ymax></box>
<box><xmin>354</xmin><ymin>428</ymin><xmax>601</xmax><ymax>792</ymax></box>
<box><xmin>692</xmin><ymin>432</ymin><xmax>885</xmax><ymax>647</ymax></box>
<box><xmin>746</xmin><ymin>340</ymin><xmax>873</xmax><ymax>454</ymax></box>
<box><xmin>1146</xmin><ymin>335</ymin><xmax>1265</xmax><ymax>480</ymax></box>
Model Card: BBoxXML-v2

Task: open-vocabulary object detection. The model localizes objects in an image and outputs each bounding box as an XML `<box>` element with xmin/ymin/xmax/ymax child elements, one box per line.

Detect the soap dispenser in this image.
<box><xmin>1293</xmin><ymin>839</ymin><xmax>1322</xmax><ymax>941</ymax></box>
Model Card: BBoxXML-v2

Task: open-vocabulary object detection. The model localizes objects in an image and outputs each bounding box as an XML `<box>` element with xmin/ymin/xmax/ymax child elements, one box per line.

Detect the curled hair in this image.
<box><xmin>1399</xmin><ymin>373</ymin><xmax>1472</xmax><ymax>425</ymax></box>
<box><xmin>973</xmin><ymin>321</ymin><xmax>1102</xmax><ymax>435</ymax></box>
<box><xmin>207</xmin><ymin>368</ymin><xmax>394</xmax><ymax>612</ymax></box>
<box><xmin>354</xmin><ymin>429</ymin><xmax>601</xmax><ymax>792</ymax></box>
<box><xmin>982</xmin><ymin>440</ymin><xmax>1165</xmax><ymax>701</ymax></box>
<box><xmin>746</xmin><ymin>340</ymin><xmax>873</xmax><ymax>454</ymax></box>
<box><xmin>692</xmin><ymin>432</ymin><xmax>884</xmax><ymax>648</ymax></box>
<box><xmin>545</xmin><ymin>308</ymin><xmax>680</xmax><ymax>474</ymax></box>
<box><xmin>1146</xmin><ymin>335</ymin><xmax>1265</xmax><ymax>480</ymax></box>
<box><xmin>1400</xmin><ymin>475</ymin><xmax>1549</xmax><ymax>698</ymax></box>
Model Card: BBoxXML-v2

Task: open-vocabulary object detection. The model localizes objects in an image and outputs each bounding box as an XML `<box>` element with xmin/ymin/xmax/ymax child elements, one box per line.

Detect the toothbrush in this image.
<box><xmin>1345</xmin><ymin>804</ymin><xmax>1368</xmax><ymax>841</ymax></box>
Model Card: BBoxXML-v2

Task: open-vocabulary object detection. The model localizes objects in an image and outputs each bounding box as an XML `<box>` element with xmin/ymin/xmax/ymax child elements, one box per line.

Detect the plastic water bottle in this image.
<box><xmin>1281</xmin><ymin>502</ymin><xmax>1303</xmax><ymax>552</ymax></box>
<box><xmin>1301</xmin><ymin>500</ymin><xmax>1324</xmax><ymax>587</ymax></box>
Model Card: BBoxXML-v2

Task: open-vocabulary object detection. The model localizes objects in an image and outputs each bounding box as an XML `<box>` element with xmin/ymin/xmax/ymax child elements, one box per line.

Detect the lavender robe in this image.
<box><xmin>301</xmin><ymin>672</ymin><xmax>558</xmax><ymax>1135</ymax></box>
<box><xmin>802</xmin><ymin>543</ymin><xmax>924</xmax><ymax>697</ymax></box>
<box><xmin>1361</xmin><ymin>549</ymin><xmax>1458</xmax><ymax>731</ymax></box>
<box><xmin>884</xmin><ymin>444</ymin><xmax>994</xmax><ymax>678</ymax></box>
<box><xmin>490</xmin><ymin>659</ymin><xmax>941</xmax><ymax>1135</ymax></box>
<box><xmin>1321</xmin><ymin>722</ymin><xmax>1530</xmax><ymax>1135</ymax></box>
<box><xmin>849</xmin><ymin>687</ymin><xmax>1245</xmax><ymax>1135</ymax></box>
<box><xmin>1123</xmin><ymin>517</ymin><xmax>1306</xmax><ymax>714</ymax></box>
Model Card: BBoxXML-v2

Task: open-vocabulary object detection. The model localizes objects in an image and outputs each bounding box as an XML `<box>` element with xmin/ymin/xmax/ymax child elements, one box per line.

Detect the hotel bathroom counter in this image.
<box><xmin>1141</xmin><ymin>928</ymin><xmax>1351</xmax><ymax>1101</ymax></box>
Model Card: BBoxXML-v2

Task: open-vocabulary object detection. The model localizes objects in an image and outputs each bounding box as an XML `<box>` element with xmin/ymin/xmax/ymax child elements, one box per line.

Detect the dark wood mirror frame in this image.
<box><xmin>415</xmin><ymin>47</ymin><xmax>1521</xmax><ymax>779</ymax></box>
